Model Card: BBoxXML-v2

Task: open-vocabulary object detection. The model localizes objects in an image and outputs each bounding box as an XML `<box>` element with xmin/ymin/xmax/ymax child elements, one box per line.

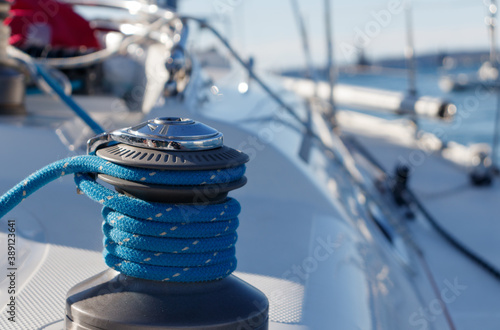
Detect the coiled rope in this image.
<box><xmin>0</xmin><ymin>155</ymin><xmax>245</xmax><ymax>282</ymax></box>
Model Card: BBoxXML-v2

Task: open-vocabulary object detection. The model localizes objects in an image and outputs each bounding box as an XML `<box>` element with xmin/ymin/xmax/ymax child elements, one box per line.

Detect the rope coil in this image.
<box><xmin>0</xmin><ymin>155</ymin><xmax>245</xmax><ymax>282</ymax></box>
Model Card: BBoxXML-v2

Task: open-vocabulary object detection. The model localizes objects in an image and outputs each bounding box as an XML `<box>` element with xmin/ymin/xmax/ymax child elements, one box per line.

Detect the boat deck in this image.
<box><xmin>339</xmin><ymin>110</ymin><xmax>500</xmax><ymax>329</ymax></box>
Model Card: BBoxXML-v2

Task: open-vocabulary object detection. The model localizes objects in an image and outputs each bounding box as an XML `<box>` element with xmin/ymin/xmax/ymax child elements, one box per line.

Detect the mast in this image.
<box><xmin>324</xmin><ymin>0</ymin><xmax>337</xmax><ymax>123</ymax></box>
<box><xmin>404</xmin><ymin>0</ymin><xmax>417</xmax><ymax>97</ymax></box>
<box><xmin>489</xmin><ymin>0</ymin><xmax>500</xmax><ymax>170</ymax></box>
<box><xmin>487</xmin><ymin>0</ymin><xmax>498</xmax><ymax>67</ymax></box>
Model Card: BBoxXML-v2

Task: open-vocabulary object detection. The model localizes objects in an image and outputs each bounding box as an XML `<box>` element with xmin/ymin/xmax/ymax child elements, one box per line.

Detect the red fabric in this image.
<box><xmin>5</xmin><ymin>0</ymin><xmax>100</xmax><ymax>49</ymax></box>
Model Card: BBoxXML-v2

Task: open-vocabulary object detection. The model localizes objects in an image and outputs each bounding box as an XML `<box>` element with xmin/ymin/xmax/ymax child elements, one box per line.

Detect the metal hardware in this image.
<box><xmin>0</xmin><ymin>0</ymin><xmax>9</xmax><ymax>61</ymax></box>
<box><xmin>470</xmin><ymin>151</ymin><xmax>494</xmax><ymax>186</ymax></box>
<box><xmin>87</xmin><ymin>117</ymin><xmax>224</xmax><ymax>154</ymax></box>
<box><xmin>87</xmin><ymin>132</ymin><xmax>112</xmax><ymax>155</ymax></box>
<box><xmin>0</xmin><ymin>0</ymin><xmax>26</xmax><ymax>116</ymax></box>
<box><xmin>71</xmin><ymin>117</ymin><xmax>268</xmax><ymax>330</ymax></box>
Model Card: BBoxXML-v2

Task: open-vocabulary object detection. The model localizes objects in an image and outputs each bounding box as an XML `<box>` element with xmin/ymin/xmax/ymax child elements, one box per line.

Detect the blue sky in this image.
<box><xmin>179</xmin><ymin>0</ymin><xmax>492</xmax><ymax>69</ymax></box>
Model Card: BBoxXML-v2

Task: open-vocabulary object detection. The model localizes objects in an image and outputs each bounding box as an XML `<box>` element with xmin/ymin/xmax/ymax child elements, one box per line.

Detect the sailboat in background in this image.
<box><xmin>439</xmin><ymin>0</ymin><xmax>500</xmax><ymax>92</ymax></box>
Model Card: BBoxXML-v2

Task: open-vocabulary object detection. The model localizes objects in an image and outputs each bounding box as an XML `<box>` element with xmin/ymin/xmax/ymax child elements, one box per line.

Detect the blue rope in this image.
<box><xmin>0</xmin><ymin>155</ymin><xmax>245</xmax><ymax>282</ymax></box>
<box><xmin>35</xmin><ymin>64</ymin><xmax>105</xmax><ymax>135</ymax></box>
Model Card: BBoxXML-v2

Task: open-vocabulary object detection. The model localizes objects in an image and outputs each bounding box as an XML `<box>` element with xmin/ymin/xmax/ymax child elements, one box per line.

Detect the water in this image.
<box><xmin>336</xmin><ymin>64</ymin><xmax>500</xmax><ymax>163</ymax></box>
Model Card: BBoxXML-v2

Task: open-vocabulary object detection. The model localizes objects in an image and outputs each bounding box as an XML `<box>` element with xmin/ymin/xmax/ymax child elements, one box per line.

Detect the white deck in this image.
<box><xmin>0</xmin><ymin>84</ymin><xmax>453</xmax><ymax>329</ymax></box>
<box><xmin>338</xmin><ymin>110</ymin><xmax>500</xmax><ymax>329</ymax></box>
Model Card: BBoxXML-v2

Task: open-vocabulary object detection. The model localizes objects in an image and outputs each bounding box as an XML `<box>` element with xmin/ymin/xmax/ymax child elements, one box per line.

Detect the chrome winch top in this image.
<box><xmin>88</xmin><ymin>117</ymin><xmax>224</xmax><ymax>154</ymax></box>
<box><xmin>88</xmin><ymin>117</ymin><xmax>248</xmax><ymax>171</ymax></box>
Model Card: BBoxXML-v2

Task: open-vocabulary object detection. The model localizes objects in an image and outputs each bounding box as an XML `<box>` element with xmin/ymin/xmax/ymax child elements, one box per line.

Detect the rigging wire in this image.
<box><xmin>289</xmin><ymin>0</ymin><xmax>318</xmax><ymax>85</ymax></box>
<box><xmin>181</xmin><ymin>15</ymin><xmax>308</xmax><ymax>129</ymax></box>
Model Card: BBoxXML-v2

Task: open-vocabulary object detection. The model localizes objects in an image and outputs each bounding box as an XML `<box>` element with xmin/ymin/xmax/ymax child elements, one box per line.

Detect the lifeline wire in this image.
<box><xmin>0</xmin><ymin>155</ymin><xmax>245</xmax><ymax>282</ymax></box>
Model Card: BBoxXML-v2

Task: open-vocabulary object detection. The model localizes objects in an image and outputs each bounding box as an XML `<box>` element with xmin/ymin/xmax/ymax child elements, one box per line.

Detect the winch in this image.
<box><xmin>65</xmin><ymin>117</ymin><xmax>269</xmax><ymax>330</ymax></box>
<box><xmin>0</xmin><ymin>0</ymin><xmax>25</xmax><ymax>115</ymax></box>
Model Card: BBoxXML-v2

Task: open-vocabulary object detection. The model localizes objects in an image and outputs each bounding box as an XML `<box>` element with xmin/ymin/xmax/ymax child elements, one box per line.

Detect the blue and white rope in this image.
<box><xmin>0</xmin><ymin>155</ymin><xmax>245</xmax><ymax>282</ymax></box>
